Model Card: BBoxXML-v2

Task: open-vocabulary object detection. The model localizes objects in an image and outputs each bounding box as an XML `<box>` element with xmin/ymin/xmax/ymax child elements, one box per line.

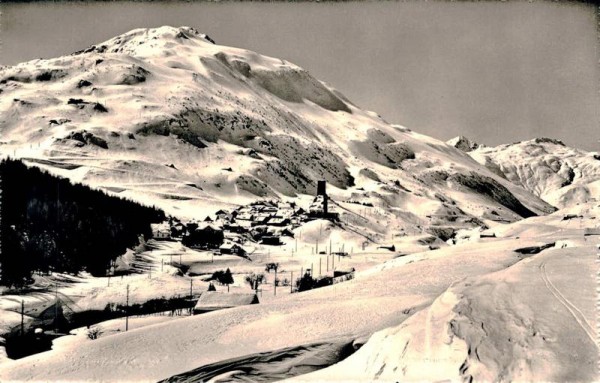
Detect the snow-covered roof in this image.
<box><xmin>194</xmin><ymin>292</ymin><xmax>258</xmax><ymax>310</ymax></box>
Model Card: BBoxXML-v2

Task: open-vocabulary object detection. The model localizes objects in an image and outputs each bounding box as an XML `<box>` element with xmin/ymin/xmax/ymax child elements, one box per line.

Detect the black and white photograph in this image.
<box><xmin>0</xmin><ymin>1</ymin><xmax>598</xmax><ymax>381</ymax></box>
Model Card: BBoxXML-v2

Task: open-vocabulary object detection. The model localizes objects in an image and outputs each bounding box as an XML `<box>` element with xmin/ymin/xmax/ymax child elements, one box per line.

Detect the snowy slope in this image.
<box><xmin>470</xmin><ymin>138</ymin><xmax>600</xmax><ymax>208</ymax></box>
<box><xmin>293</xmin><ymin>202</ymin><xmax>599</xmax><ymax>382</ymax></box>
<box><xmin>0</xmin><ymin>202</ymin><xmax>596</xmax><ymax>382</ymax></box>
<box><xmin>0</xmin><ymin>26</ymin><xmax>552</xmax><ymax>233</ymax></box>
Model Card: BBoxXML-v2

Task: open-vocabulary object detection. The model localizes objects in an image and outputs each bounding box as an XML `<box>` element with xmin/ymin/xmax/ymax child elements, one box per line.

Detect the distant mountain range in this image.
<box><xmin>448</xmin><ymin>136</ymin><xmax>600</xmax><ymax>208</ymax></box>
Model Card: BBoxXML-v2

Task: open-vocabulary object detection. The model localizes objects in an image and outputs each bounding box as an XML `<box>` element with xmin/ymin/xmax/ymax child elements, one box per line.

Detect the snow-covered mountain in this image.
<box><xmin>469</xmin><ymin>138</ymin><xmax>600</xmax><ymax>208</ymax></box>
<box><xmin>0</xmin><ymin>26</ymin><xmax>552</xmax><ymax>241</ymax></box>
<box><xmin>446</xmin><ymin>135</ymin><xmax>484</xmax><ymax>152</ymax></box>
<box><xmin>0</xmin><ymin>26</ymin><xmax>596</xmax><ymax>383</ymax></box>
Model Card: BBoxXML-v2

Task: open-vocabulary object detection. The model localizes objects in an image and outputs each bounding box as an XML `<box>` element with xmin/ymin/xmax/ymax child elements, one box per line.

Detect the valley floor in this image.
<box><xmin>0</xmin><ymin>204</ymin><xmax>597</xmax><ymax>382</ymax></box>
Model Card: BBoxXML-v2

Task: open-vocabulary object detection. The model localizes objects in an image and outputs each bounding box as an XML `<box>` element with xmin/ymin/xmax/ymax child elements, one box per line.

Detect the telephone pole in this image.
<box><xmin>54</xmin><ymin>282</ymin><xmax>58</xmax><ymax>332</ymax></box>
<box><xmin>190</xmin><ymin>279</ymin><xmax>193</xmax><ymax>315</ymax></box>
<box><xmin>21</xmin><ymin>300</ymin><xmax>24</xmax><ymax>336</ymax></box>
<box><xmin>125</xmin><ymin>284</ymin><xmax>130</xmax><ymax>331</ymax></box>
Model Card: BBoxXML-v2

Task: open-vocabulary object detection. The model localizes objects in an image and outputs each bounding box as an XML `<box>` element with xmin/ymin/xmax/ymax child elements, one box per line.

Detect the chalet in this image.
<box><xmin>193</xmin><ymin>292</ymin><xmax>259</xmax><ymax>314</ymax></box>
<box><xmin>237</xmin><ymin>212</ymin><xmax>254</xmax><ymax>221</ymax></box>
<box><xmin>262</xmin><ymin>206</ymin><xmax>278</xmax><ymax>214</ymax></box>
<box><xmin>224</xmin><ymin>223</ymin><xmax>247</xmax><ymax>233</ymax></box>
<box><xmin>261</xmin><ymin>236</ymin><xmax>281</xmax><ymax>246</ymax></box>
<box><xmin>333</xmin><ymin>268</ymin><xmax>355</xmax><ymax>278</ymax></box>
<box><xmin>171</xmin><ymin>222</ymin><xmax>186</xmax><ymax>238</ymax></box>
<box><xmin>254</xmin><ymin>213</ymin><xmax>272</xmax><ymax>225</ymax></box>
<box><xmin>215</xmin><ymin>209</ymin><xmax>230</xmax><ymax>220</ymax></box>
<box><xmin>219</xmin><ymin>242</ymin><xmax>246</xmax><ymax>256</ymax></box>
<box><xmin>151</xmin><ymin>223</ymin><xmax>171</xmax><ymax>240</ymax></box>
<box><xmin>267</xmin><ymin>217</ymin><xmax>290</xmax><ymax>227</ymax></box>
<box><xmin>183</xmin><ymin>224</ymin><xmax>224</xmax><ymax>249</ymax></box>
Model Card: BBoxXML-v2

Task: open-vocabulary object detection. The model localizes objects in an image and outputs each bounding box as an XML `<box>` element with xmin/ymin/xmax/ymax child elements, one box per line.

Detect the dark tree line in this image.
<box><xmin>0</xmin><ymin>159</ymin><xmax>165</xmax><ymax>286</ymax></box>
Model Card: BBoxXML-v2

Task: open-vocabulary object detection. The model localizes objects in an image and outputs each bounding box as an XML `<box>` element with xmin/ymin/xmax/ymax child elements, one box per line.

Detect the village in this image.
<box><xmin>152</xmin><ymin>181</ymin><xmax>340</xmax><ymax>256</ymax></box>
<box><xmin>146</xmin><ymin>180</ymin><xmax>360</xmax><ymax>314</ymax></box>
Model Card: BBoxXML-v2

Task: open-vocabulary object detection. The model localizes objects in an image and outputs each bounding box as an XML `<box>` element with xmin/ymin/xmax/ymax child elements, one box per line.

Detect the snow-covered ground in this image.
<box><xmin>1</xmin><ymin>201</ymin><xmax>596</xmax><ymax>382</ymax></box>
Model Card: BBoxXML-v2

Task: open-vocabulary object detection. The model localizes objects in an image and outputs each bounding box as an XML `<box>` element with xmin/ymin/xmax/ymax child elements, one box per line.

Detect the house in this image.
<box><xmin>219</xmin><ymin>242</ymin><xmax>246</xmax><ymax>256</ymax></box>
<box><xmin>224</xmin><ymin>223</ymin><xmax>247</xmax><ymax>233</ymax></box>
<box><xmin>254</xmin><ymin>213</ymin><xmax>272</xmax><ymax>225</ymax></box>
<box><xmin>261</xmin><ymin>235</ymin><xmax>281</xmax><ymax>246</ymax></box>
<box><xmin>151</xmin><ymin>223</ymin><xmax>171</xmax><ymax>240</ymax></box>
<box><xmin>171</xmin><ymin>222</ymin><xmax>186</xmax><ymax>238</ymax></box>
<box><xmin>193</xmin><ymin>292</ymin><xmax>259</xmax><ymax>314</ymax></box>
<box><xmin>182</xmin><ymin>224</ymin><xmax>224</xmax><ymax>249</ymax></box>
<box><xmin>204</xmin><ymin>216</ymin><xmax>214</xmax><ymax>222</ymax></box>
<box><xmin>333</xmin><ymin>268</ymin><xmax>355</xmax><ymax>278</ymax></box>
<box><xmin>237</xmin><ymin>213</ymin><xmax>254</xmax><ymax>221</ymax></box>
<box><xmin>262</xmin><ymin>206</ymin><xmax>278</xmax><ymax>214</ymax></box>
<box><xmin>267</xmin><ymin>217</ymin><xmax>290</xmax><ymax>227</ymax></box>
<box><xmin>215</xmin><ymin>209</ymin><xmax>230</xmax><ymax>220</ymax></box>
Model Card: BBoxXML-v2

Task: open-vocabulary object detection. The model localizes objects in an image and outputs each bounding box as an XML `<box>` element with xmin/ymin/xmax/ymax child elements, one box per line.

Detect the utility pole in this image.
<box><xmin>161</xmin><ymin>259</ymin><xmax>164</xmax><ymax>272</ymax></box>
<box><xmin>290</xmin><ymin>271</ymin><xmax>294</xmax><ymax>293</ymax></box>
<box><xmin>190</xmin><ymin>279</ymin><xmax>193</xmax><ymax>315</ymax></box>
<box><xmin>125</xmin><ymin>284</ymin><xmax>129</xmax><ymax>332</ymax></box>
<box><xmin>319</xmin><ymin>258</ymin><xmax>322</xmax><ymax>276</ymax></box>
<box><xmin>20</xmin><ymin>300</ymin><xmax>24</xmax><ymax>336</ymax></box>
<box><xmin>274</xmin><ymin>267</ymin><xmax>277</xmax><ymax>296</ymax></box>
<box><xmin>54</xmin><ymin>282</ymin><xmax>58</xmax><ymax>332</ymax></box>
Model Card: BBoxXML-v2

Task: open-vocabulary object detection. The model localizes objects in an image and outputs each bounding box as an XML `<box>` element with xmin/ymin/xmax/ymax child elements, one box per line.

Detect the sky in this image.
<box><xmin>0</xmin><ymin>1</ymin><xmax>598</xmax><ymax>150</ymax></box>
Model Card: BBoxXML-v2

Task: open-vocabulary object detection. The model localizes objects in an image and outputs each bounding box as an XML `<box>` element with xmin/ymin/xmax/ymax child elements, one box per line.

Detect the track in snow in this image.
<box><xmin>539</xmin><ymin>260</ymin><xmax>597</xmax><ymax>346</ymax></box>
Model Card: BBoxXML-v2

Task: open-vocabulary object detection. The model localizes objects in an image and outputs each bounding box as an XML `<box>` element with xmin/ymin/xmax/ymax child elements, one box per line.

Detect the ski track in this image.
<box><xmin>539</xmin><ymin>260</ymin><xmax>597</xmax><ymax>346</ymax></box>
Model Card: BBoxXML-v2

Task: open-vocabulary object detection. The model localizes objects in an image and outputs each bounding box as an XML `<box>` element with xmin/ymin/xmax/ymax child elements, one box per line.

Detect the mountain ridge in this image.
<box><xmin>0</xmin><ymin>26</ymin><xmax>554</xmax><ymax>240</ymax></box>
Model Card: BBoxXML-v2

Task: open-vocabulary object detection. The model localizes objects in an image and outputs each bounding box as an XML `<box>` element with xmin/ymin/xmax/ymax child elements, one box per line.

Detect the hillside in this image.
<box><xmin>0</xmin><ymin>26</ymin><xmax>553</xmax><ymax>244</ymax></box>
<box><xmin>469</xmin><ymin>138</ymin><xmax>600</xmax><ymax>208</ymax></box>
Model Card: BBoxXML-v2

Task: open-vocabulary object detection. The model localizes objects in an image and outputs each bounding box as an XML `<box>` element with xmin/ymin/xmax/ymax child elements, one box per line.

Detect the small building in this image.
<box><xmin>219</xmin><ymin>242</ymin><xmax>247</xmax><ymax>256</ymax></box>
<box><xmin>267</xmin><ymin>217</ymin><xmax>290</xmax><ymax>227</ymax></box>
<box><xmin>151</xmin><ymin>223</ymin><xmax>171</xmax><ymax>240</ymax></box>
<box><xmin>182</xmin><ymin>224</ymin><xmax>224</xmax><ymax>249</ymax></box>
<box><xmin>261</xmin><ymin>236</ymin><xmax>281</xmax><ymax>246</ymax></box>
<box><xmin>333</xmin><ymin>268</ymin><xmax>355</xmax><ymax>278</ymax></box>
<box><xmin>237</xmin><ymin>213</ymin><xmax>255</xmax><ymax>221</ymax></box>
<box><xmin>254</xmin><ymin>213</ymin><xmax>273</xmax><ymax>225</ymax></box>
<box><xmin>193</xmin><ymin>292</ymin><xmax>259</xmax><ymax>314</ymax></box>
<box><xmin>224</xmin><ymin>223</ymin><xmax>247</xmax><ymax>233</ymax></box>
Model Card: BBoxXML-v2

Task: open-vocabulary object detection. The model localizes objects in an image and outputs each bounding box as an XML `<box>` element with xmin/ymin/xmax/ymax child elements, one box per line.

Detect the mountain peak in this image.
<box><xmin>446</xmin><ymin>136</ymin><xmax>483</xmax><ymax>152</ymax></box>
<box><xmin>74</xmin><ymin>26</ymin><xmax>215</xmax><ymax>57</ymax></box>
